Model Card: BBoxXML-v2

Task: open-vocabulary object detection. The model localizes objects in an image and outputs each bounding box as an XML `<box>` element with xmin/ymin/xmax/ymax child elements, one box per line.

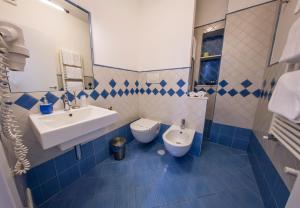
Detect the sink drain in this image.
<box><xmin>157</xmin><ymin>149</ymin><xmax>166</xmax><ymax>156</ymax></box>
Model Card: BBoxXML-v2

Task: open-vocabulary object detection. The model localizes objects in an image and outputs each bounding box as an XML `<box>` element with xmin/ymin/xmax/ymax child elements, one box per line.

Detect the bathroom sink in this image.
<box><xmin>29</xmin><ymin>105</ymin><xmax>118</xmax><ymax>150</ymax></box>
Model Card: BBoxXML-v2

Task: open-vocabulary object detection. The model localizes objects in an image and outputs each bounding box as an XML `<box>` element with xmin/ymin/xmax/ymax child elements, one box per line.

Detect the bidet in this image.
<box><xmin>163</xmin><ymin>125</ymin><xmax>195</xmax><ymax>157</ymax></box>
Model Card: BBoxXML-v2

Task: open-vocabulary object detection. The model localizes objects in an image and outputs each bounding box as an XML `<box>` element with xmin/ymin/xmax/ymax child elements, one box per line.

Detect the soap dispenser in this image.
<box><xmin>40</xmin><ymin>96</ymin><xmax>53</xmax><ymax>114</ymax></box>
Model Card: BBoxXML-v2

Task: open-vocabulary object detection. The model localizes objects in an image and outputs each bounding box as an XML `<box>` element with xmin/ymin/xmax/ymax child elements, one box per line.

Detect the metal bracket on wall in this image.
<box><xmin>263</xmin><ymin>133</ymin><xmax>278</xmax><ymax>142</ymax></box>
<box><xmin>284</xmin><ymin>167</ymin><xmax>300</xmax><ymax>177</ymax></box>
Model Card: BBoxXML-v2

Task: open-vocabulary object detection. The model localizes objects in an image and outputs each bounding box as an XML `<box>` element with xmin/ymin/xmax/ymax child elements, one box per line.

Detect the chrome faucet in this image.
<box><xmin>63</xmin><ymin>92</ymin><xmax>72</xmax><ymax>111</ymax></box>
<box><xmin>180</xmin><ymin>119</ymin><xmax>186</xmax><ymax>129</ymax></box>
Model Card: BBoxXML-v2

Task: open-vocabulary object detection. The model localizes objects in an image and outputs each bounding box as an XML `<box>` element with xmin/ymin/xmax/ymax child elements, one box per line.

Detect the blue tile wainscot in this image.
<box><xmin>248</xmin><ymin>132</ymin><xmax>290</xmax><ymax>208</ymax></box>
<box><xmin>26</xmin><ymin>124</ymin><xmax>134</xmax><ymax>206</ymax></box>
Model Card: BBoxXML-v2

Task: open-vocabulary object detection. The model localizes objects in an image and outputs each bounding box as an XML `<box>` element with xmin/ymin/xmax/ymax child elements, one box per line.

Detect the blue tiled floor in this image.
<box><xmin>40</xmin><ymin>141</ymin><xmax>264</xmax><ymax>208</ymax></box>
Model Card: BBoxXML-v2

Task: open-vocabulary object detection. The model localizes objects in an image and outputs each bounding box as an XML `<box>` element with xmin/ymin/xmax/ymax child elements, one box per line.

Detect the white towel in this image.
<box><xmin>279</xmin><ymin>18</ymin><xmax>300</xmax><ymax>63</ymax></box>
<box><xmin>65</xmin><ymin>66</ymin><xmax>83</xmax><ymax>79</ymax></box>
<box><xmin>268</xmin><ymin>70</ymin><xmax>300</xmax><ymax>122</ymax></box>
<box><xmin>189</xmin><ymin>91</ymin><xmax>207</xmax><ymax>98</ymax></box>
<box><xmin>61</xmin><ymin>49</ymin><xmax>82</xmax><ymax>67</ymax></box>
<box><xmin>295</xmin><ymin>0</ymin><xmax>300</xmax><ymax>14</ymax></box>
<box><xmin>72</xmin><ymin>52</ymin><xmax>81</xmax><ymax>67</ymax></box>
<box><xmin>66</xmin><ymin>81</ymin><xmax>83</xmax><ymax>91</ymax></box>
<box><xmin>61</xmin><ymin>49</ymin><xmax>74</xmax><ymax>65</ymax></box>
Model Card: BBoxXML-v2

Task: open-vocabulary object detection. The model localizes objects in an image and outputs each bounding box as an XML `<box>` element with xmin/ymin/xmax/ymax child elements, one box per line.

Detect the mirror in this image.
<box><xmin>1</xmin><ymin>0</ymin><xmax>94</xmax><ymax>92</ymax></box>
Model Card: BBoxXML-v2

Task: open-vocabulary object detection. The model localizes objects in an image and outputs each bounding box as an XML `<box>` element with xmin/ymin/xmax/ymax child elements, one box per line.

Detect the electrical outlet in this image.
<box><xmin>3</xmin><ymin>0</ymin><xmax>17</xmax><ymax>6</ymax></box>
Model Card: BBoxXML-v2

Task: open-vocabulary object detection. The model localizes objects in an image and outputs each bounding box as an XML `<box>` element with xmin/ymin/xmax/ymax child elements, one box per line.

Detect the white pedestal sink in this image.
<box><xmin>29</xmin><ymin>105</ymin><xmax>119</xmax><ymax>150</ymax></box>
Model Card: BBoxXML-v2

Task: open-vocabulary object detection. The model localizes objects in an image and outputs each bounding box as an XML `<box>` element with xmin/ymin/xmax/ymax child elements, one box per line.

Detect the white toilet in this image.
<box><xmin>163</xmin><ymin>125</ymin><xmax>195</xmax><ymax>157</ymax></box>
<box><xmin>130</xmin><ymin>118</ymin><xmax>160</xmax><ymax>143</ymax></box>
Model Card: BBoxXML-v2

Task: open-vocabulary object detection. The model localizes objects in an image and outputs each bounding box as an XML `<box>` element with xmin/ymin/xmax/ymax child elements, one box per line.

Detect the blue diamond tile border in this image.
<box><xmin>118</xmin><ymin>89</ymin><xmax>124</xmax><ymax>97</ymax></box>
<box><xmin>90</xmin><ymin>90</ymin><xmax>100</xmax><ymax>100</ymax></box>
<box><xmin>218</xmin><ymin>89</ymin><xmax>227</xmax><ymax>96</ymax></box>
<box><xmin>124</xmin><ymin>89</ymin><xmax>130</xmax><ymax>96</ymax></box>
<box><xmin>240</xmin><ymin>89</ymin><xmax>250</xmax><ymax>97</ymax></box>
<box><xmin>101</xmin><ymin>90</ymin><xmax>109</xmax><ymax>99</ymax></box>
<box><xmin>153</xmin><ymin>88</ymin><xmax>159</xmax><ymax>95</ymax></box>
<box><xmin>241</xmin><ymin>79</ymin><xmax>253</xmax><ymax>88</ymax></box>
<box><xmin>110</xmin><ymin>89</ymin><xmax>117</xmax><ymax>97</ymax></box>
<box><xmin>15</xmin><ymin>78</ymin><xmax>264</xmax><ymax>112</ymax></box>
<box><xmin>219</xmin><ymin>80</ymin><xmax>228</xmax><ymax>88</ymax></box>
<box><xmin>160</xmin><ymin>89</ymin><xmax>166</xmax><ymax>96</ymax></box>
<box><xmin>41</xmin><ymin>92</ymin><xmax>59</xmax><ymax>105</ymax></box>
<box><xmin>160</xmin><ymin>80</ymin><xmax>167</xmax><ymax>87</ymax></box>
<box><xmin>207</xmin><ymin>88</ymin><xmax>216</xmax><ymax>95</ymax></box>
<box><xmin>176</xmin><ymin>89</ymin><xmax>185</xmax><ymax>97</ymax></box>
<box><xmin>93</xmin><ymin>79</ymin><xmax>99</xmax><ymax>89</ymax></box>
<box><xmin>124</xmin><ymin>80</ymin><xmax>129</xmax><ymax>87</ymax></box>
<box><xmin>15</xmin><ymin>93</ymin><xmax>39</xmax><ymax>110</ymax></box>
<box><xmin>228</xmin><ymin>89</ymin><xmax>238</xmax><ymax>97</ymax></box>
<box><xmin>109</xmin><ymin>79</ymin><xmax>116</xmax><ymax>88</ymax></box>
<box><xmin>146</xmin><ymin>88</ymin><xmax>152</xmax><ymax>95</ymax></box>
<box><xmin>168</xmin><ymin>89</ymin><xmax>175</xmax><ymax>96</ymax></box>
<box><xmin>177</xmin><ymin>79</ymin><xmax>186</xmax><ymax>88</ymax></box>
<box><xmin>130</xmin><ymin>88</ymin><xmax>135</xmax><ymax>95</ymax></box>
<box><xmin>77</xmin><ymin>91</ymin><xmax>88</xmax><ymax>99</ymax></box>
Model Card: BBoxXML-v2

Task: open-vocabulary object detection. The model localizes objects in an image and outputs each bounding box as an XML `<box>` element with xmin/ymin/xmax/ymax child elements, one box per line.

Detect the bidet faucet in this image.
<box><xmin>180</xmin><ymin>119</ymin><xmax>186</xmax><ymax>130</ymax></box>
<box><xmin>63</xmin><ymin>92</ymin><xmax>72</xmax><ymax>111</ymax></box>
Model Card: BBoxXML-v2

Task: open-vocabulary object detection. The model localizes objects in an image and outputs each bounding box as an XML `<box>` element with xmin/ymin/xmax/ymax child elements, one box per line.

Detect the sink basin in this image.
<box><xmin>29</xmin><ymin>105</ymin><xmax>119</xmax><ymax>150</ymax></box>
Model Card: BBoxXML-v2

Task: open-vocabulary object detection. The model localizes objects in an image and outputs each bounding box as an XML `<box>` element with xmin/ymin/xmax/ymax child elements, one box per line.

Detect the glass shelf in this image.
<box><xmin>200</xmin><ymin>55</ymin><xmax>222</xmax><ymax>61</ymax></box>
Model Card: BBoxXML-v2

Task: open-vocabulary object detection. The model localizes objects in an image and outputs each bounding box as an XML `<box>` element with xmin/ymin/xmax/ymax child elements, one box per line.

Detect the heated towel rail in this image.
<box><xmin>268</xmin><ymin>114</ymin><xmax>300</xmax><ymax>161</ymax></box>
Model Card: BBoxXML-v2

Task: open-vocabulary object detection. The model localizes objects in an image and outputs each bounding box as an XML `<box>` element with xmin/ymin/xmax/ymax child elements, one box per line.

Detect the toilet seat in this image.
<box><xmin>130</xmin><ymin>118</ymin><xmax>159</xmax><ymax>132</ymax></box>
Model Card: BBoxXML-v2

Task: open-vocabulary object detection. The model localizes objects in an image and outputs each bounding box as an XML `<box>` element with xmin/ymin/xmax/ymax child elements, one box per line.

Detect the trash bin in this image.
<box><xmin>110</xmin><ymin>137</ymin><xmax>126</xmax><ymax>160</ymax></box>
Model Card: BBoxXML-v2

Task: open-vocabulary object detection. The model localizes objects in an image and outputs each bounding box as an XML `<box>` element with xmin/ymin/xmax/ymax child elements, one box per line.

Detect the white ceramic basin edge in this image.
<box><xmin>29</xmin><ymin>105</ymin><xmax>119</xmax><ymax>150</ymax></box>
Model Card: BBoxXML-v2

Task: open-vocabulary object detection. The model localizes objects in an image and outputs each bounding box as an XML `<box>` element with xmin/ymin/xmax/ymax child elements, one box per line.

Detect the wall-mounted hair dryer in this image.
<box><xmin>0</xmin><ymin>21</ymin><xmax>29</xmax><ymax>71</ymax></box>
<box><xmin>0</xmin><ymin>20</ymin><xmax>31</xmax><ymax>175</ymax></box>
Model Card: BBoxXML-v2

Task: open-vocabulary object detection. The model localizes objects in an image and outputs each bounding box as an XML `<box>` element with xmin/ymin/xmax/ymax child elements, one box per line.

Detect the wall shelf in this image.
<box><xmin>200</xmin><ymin>55</ymin><xmax>222</xmax><ymax>61</ymax></box>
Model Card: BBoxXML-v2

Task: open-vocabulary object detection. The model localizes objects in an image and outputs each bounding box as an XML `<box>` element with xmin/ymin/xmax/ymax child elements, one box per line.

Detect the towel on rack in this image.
<box><xmin>72</xmin><ymin>52</ymin><xmax>81</xmax><ymax>67</ymax></box>
<box><xmin>279</xmin><ymin>17</ymin><xmax>300</xmax><ymax>63</ymax></box>
<box><xmin>61</xmin><ymin>49</ymin><xmax>73</xmax><ymax>65</ymax></box>
<box><xmin>65</xmin><ymin>66</ymin><xmax>83</xmax><ymax>79</ymax></box>
<box><xmin>61</xmin><ymin>49</ymin><xmax>81</xmax><ymax>67</ymax></box>
<box><xmin>268</xmin><ymin>70</ymin><xmax>300</xmax><ymax>123</ymax></box>
<box><xmin>66</xmin><ymin>81</ymin><xmax>83</xmax><ymax>91</ymax></box>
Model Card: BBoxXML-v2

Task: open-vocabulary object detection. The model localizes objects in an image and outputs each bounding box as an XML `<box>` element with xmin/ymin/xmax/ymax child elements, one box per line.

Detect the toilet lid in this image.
<box><xmin>130</xmin><ymin>118</ymin><xmax>159</xmax><ymax>131</ymax></box>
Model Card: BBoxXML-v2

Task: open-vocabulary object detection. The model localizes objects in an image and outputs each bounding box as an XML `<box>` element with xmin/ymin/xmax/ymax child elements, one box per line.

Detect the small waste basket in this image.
<box><xmin>110</xmin><ymin>137</ymin><xmax>126</xmax><ymax>160</ymax></box>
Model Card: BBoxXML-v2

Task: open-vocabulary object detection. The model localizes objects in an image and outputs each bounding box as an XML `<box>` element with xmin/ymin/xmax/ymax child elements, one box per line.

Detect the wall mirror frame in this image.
<box><xmin>268</xmin><ymin>0</ymin><xmax>300</xmax><ymax>66</ymax></box>
<box><xmin>1</xmin><ymin>0</ymin><xmax>95</xmax><ymax>93</ymax></box>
